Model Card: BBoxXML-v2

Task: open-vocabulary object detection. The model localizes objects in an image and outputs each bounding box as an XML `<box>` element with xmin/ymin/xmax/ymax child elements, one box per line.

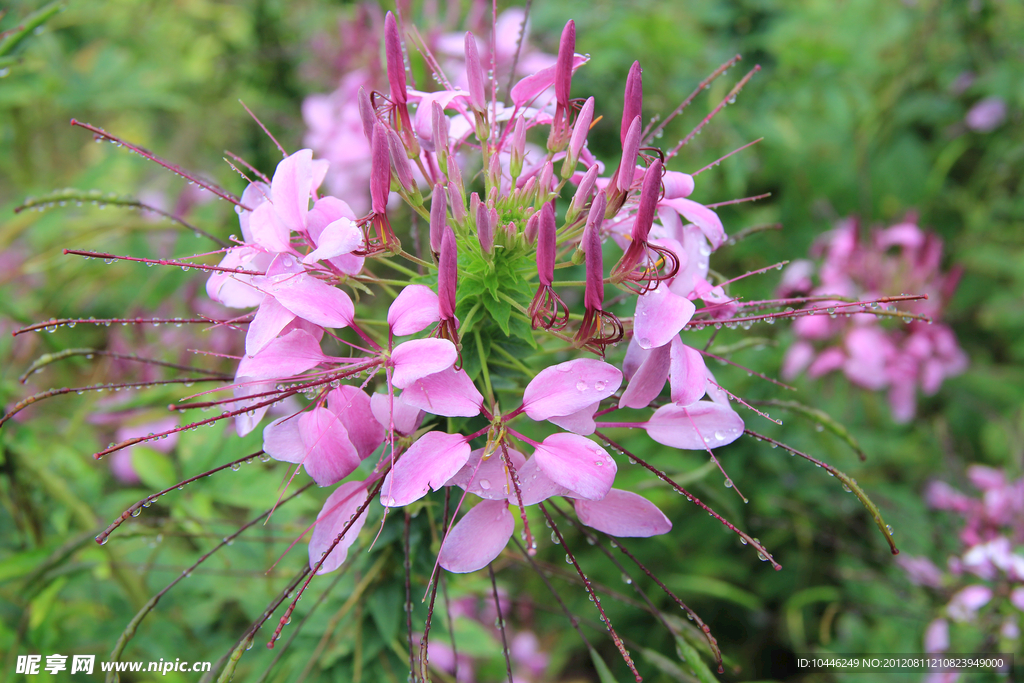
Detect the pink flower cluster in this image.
<box><xmin>896</xmin><ymin>466</ymin><xmax>1024</xmax><ymax>675</ymax></box>
<box><xmin>780</xmin><ymin>217</ymin><xmax>967</xmax><ymax>422</ymax></box>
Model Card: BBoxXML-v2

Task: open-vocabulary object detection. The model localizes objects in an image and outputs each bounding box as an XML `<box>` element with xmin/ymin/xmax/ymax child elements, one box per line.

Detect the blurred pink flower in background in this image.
<box><xmin>779</xmin><ymin>216</ymin><xmax>967</xmax><ymax>422</ymax></box>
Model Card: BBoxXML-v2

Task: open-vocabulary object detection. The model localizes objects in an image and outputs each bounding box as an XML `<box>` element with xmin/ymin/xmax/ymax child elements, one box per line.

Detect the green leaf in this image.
<box><xmin>674</xmin><ymin>633</ymin><xmax>719</xmax><ymax>683</ymax></box>
<box><xmin>368</xmin><ymin>583</ymin><xmax>402</xmax><ymax>644</ymax></box>
<box><xmin>589</xmin><ymin>647</ymin><xmax>620</xmax><ymax>683</ymax></box>
<box><xmin>480</xmin><ymin>294</ymin><xmax>512</xmax><ymax>336</ymax></box>
<box><xmin>507</xmin><ymin>313</ymin><xmax>537</xmax><ymax>348</ymax></box>
<box><xmin>131</xmin><ymin>447</ymin><xmax>178</xmax><ymax>490</ymax></box>
<box><xmin>641</xmin><ymin>647</ymin><xmax>697</xmax><ymax>682</ymax></box>
<box><xmin>668</xmin><ymin>575</ymin><xmax>764</xmax><ymax>611</ymax></box>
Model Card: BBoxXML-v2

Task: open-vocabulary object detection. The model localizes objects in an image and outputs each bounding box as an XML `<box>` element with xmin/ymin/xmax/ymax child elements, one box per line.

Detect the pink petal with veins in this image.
<box><xmin>645</xmin><ymin>401</ymin><xmax>744</xmax><ymax>450</ymax></box>
<box><xmin>523</xmin><ymin>358</ymin><xmax>621</xmax><ymax>421</ymax></box>
<box><xmin>387</xmin><ymin>285</ymin><xmax>441</xmax><ymax>336</ymax></box>
<box><xmin>533</xmin><ymin>433</ymin><xmax>616</xmax><ymax>501</ymax></box>
<box><xmin>661</xmin><ymin>197</ymin><xmax>726</xmax><ymax>249</ymax></box>
<box><xmin>380</xmin><ymin>432</ymin><xmax>471</xmax><ymax>507</ymax></box>
<box><xmin>370</xmin><ymin>392</ymin><xmax>424</xmax><ymax>436</ymax></box>
<box><xmin>439</xmin><ymin>500</ymin><xmax>515</xmax><ymax>573</ymax></box>
<box><xmin>246</xmin><ymin>297</ymin><xmax>296</xmax><ymax>356</ymax></box>
<box><xmin>300</xmin><ymin>407</ymin><xmax>361</xmax><ymax>486</ymax></box>
<box><xmin>249</xmin><ymin>201</ymin><xmax>293</xmax><ymax>253</ymax></box>
<box><xmin>669</xmin><ymin>337</ymin><xmax>707</xmax><ymax>406</ymax></box>
<box><xmin>621</xmin><ymin>336</ymin><xmax>648</xmax><ymax>381</ymax></box>
<box><xmin>238</xmin><ymin>181</ymin><xmax>270</xmax><ymax>243</ymax></box>
<box><xmin>619</xmin><ymin>343</ymin><xmax>670</xmax><ymax>409</ymax></box>
<box><xmin>663</xmin><ymin>171</ymin><xmax>694</xmax><ymax>199</ymax></box>
<box><xmin>390</xmin><ymin>338</ymin><xmax>458</xmax><ymax>389</ymax></box>
<box><xmin>547</xmin><ymin>402</ymin><xmax>600</xmax><ymax>435</ymax></box>
<box><xmin>400</xmin><ymin>367</ymin><xmax>483</xmax><ymax>417</ymax></box>
<box><xmin>447</xmin><ymin>448</ymin><xmax>527</xmax><ymax>501</ymax></box>
<box><xmin>236</xmin><ymin>329</ymin><xmax>327</xmax><ymax>380</ymax></box>
<box><xmin>328</xmin><ymin>386</ymin><xmax>385</xmax><ymax>460</ymax></box>
<box><xmin>271</xmin><ymin>149</ymin><xmax>313</xmax><ymax>231</ymax></box>
<box><xmin>262</xmin><ymin>415</ymin><xmax>304</xmax><ymax>463</ymax></box>
<box><xmin>232</xmin><ymin>378</ymin><xmax>275</xmax><ymax>437</ymax></box>
<box><xmin>634</xmin><ymin>284</ymin><xmax>696</xmax><ymax>349</ymax></box>
<box><xmin>264</xmin><ymin>273</ymin><xmax>354</xmax><ymax>329</ymax></box>
<box><xmin>513</xmin><ymin>456</ymin><xmax>576</xmax><ymax>506</ymax></box>
<box><xmin>303</xmin><ymin>217</ymin><xmax>361</xmax><ymax>264</ymax></box>
<box><xmin>574</xmin><ymin>489</ymin><xmax>672</xmax><ymax>537</ymax></box>
<box><xmin>309</xmin><ymin>480</ymin><xmax>371</xmax><ymax>574</ymax></box>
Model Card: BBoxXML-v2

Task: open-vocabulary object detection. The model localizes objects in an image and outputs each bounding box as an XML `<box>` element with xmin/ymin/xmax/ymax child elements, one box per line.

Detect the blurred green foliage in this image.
<box><xmin>2</xmin><ymin>1</ymin><xmax>1022</xmax><ymax>682</ymax></box>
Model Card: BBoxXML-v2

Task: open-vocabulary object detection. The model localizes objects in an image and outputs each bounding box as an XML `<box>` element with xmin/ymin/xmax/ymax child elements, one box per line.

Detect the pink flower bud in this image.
<box><xmin>537</xmin><ymin>202</ymin><xmax>556</xmax><ymax>286</ymax></box>
<box><xmin>562</xmin><ymin>96</ymin><xmax>594</xmax><ymax>179</ymax></box>
<box><xmin>384</xmin><ymin>12</ymin><xmax>407</xmax><ymax>107</ymax></box>
<box><xmin>464</xmin><ymin>32</ymin><xmax>487</xmax><ymax>112</ymax></box>
<box><xmin>539</xmin><ymin>160</ymin><xmax>554</xmax><ymax>199</ymax></box>
<box><xmin>633</xmin><ymin>159</ymin><xmax>662</xmax><ymax>243</ymax></box>
<box><xmin>621</xmin><ymin>61</ymin><xmax>643</xmax><ymax>146</ymax></box>
<box><xmin>358</xmin><ymin>87</ymin><xmax>375</xmax><ymax>142</ymax></box>
<box><xmin>387</xmin><ymin>129</ymin><xmax>415</xmax><ymax>193</ymax></box>
<box><xmin>476</xmin><ymin>198</ymin><xmax>494</xmax><ymax>253</ymax></box>
<box><xmin>616</xmin><ymin>115</ymin><xmax>642</xmax><ymax>193</ymax></box>
<box><xmin>584</xmin><ymin>197</ymin><xmax>606</xmax><ymax>310</ymax></box>
<box><xmin>429</xmin><ymin>184</ymin><xmax>446</xmax><ymax>254</ymax></box>
<box><xmin>566</xmin><ymin>163</ymin><xmax>599</xmax><ymax>223</ymax></box>
<box><xmin>510</xmin><ymin>116</ymin><xmax>527</xmax><ymax>178</ymax></box>
<box><xmin>524</xmin><ymin>210</ymin><xmax>540</xmax><ymax>244</ymax></box>
<box><xmin>439</xmin><ymin>225</ymin><xmax>457</xmax><ymax>320</ymax></box>
<box><xmin>555</xmin><ymin>20</ymin><xmax>576</xmax><ymax>109</ymax></box>
<box><xmin>431</xmin><ymin>100</ymin><xmax>449</xmax><ymax>154</ymax></box>
<box><xmin>370</xmin><ymin>123</ymin><xmax>391</xmax><ymax>214</ymax></box>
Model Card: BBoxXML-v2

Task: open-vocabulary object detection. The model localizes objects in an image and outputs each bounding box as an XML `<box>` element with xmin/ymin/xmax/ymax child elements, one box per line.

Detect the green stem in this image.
<box><xmin>474</xmin><ymin>330</ymin><xmax>494</xmax><ymax>406</ymax></box>
<box><xmin>490</xmin><ymin>344</ymin><xmax>534</xmax><ymax>376</ymax></box>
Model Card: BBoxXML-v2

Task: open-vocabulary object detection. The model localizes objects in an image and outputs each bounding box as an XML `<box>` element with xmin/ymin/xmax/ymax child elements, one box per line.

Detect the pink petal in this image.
<box><xmin>400</xmin><ymin>367</ymin><xmax>483</xmax><ymax>417</ymax></box>
<box><xmin>547</xmin><ymin>402</ymin><xmax>600</xmax><ymax>435</ymax></box>
<box><xmin>390</xmin><ymin>338</ymin><xmax>458</xmax><ymax>389</ymax></box>
<box><xmin>309</xmin><ymin>480</ymin><xmax>371</xmax><ymax>574</ymax></box>
<box><xmin>302</xmin><ymin>217</ymin><xmax>361</xmax><ymax>264</ymax></box>
<box><xmin>661</xmin><ymin>197</ymin><xmax>726</xmax><ymax>249</ymax></box>
<box><xmin>328</xmin><ymin>386</ymin><xmax>385</xmax><ymax>460</ymax></box>
<box><xmin>510</xmin><ymin>54</ymin><xmax>589</xmax><ymax>106</ymax></box>
<box><xmin>249</xmin><ymin>201</ymin><xmax>292</xmax><ymax>253</ymax></box>
<box><xmin>236</xmin><ymin>329</ymin><xmax>327</xmax><ymax>380</ymax></box>
<box><xmin>533</xmin><ymin>433</ymin><xmax>616</xmax><ymax>501</ymax></box>
<box><xmin>513</xmin><ymin>456</ymin><xmax>575</xmax><ymax>506</ymax></box>
<box><xmin>663</xmin><ymin>171</ymin><xmax>694</xmax><ymax>199</ymax></box>
<box><xmin>380</xmin><ymin>432</ymin><xmax>471</xmax><ymax>507</ymax></box>
<box><xmin>387</xmin><ymin>285</ymin><xmax>441</xmax><ymax>336</ymax></box>
<box><xmin>619</xmin><ymin>343</ymin><xmax>670</xmax><ymax>409</ymax></box>
<box><xmin>264</xmin><ymin>273</ymin><xmax>354</xmax><ymax>329</ymax></box>
<box><xmin>246</xmin><ymin>297</ymin><xmax>296</xmax><ymax>356</ymax></box>
<box><xmin>924</xmin><ymin>618</ymin><xmax>949</xmax><ymax>653</ymax></box>
<box><xmin>310</xmin><ymin>158</ymin><xmax>329</xmax><ymax>194</ymax></box>
<box><xmin>438</xmin><ymin>500</ymin><xmax>515</xmax><ymax>573</ymax></box>
<box><xmin>669</xmin><ymin>337</ymin><xmax>707</xmax><ymax>406</ymax></box>
<box><xmin>232</xmin><ymin>378</ymin><xmax>275</xmax><ymax>436</ymax></box>
<box><xmin>300</xmin><ymin>407</ymin><xmax>362</xmax><ymax>486</ymax></box>
<box><xmin>634</xmin><ymin>283</ymin><xmax>695</xmax><ymax>349</ymax></box>
<box><xmin>447</xmin><ymin>448</ymin><xmax>527</xmax><ymax>501</ymax></box>
<box><xmin>574</xmin><ymin>489</ymin><xmax>672</xmax><ymax>537</ymax></box>
<box><xmin>271</xmin><ymin>149</ymin><xmax>313</xmax><ymax>231</ymax></box>
<box><xmin>621</xmin><ymin>336</ymin><xmax>648</xmax><ymax>381</ymax></box>
<box><xmin>780</xmin><ymin>341</ymin><xmax>815</xmax><ymax>381</ymax></box>
<box><xmin>238</xmin><ymin>181</ymin><xmax>271</xmax><ymax>243</ymax></box>
<box><xmin>645</xmin><ymin>401</ymin><xmax>744</xmax><ymax>450</ymax></box>
<box><xmin>262</xmin><ymin>415</ymin><xmax>304</xmax><ymax>463</ymax></box>
<box><xmin>523</xmin><ymin>359</ymin><xmax>622</xmax><ymax>421</ymax></box>
<box><xmin>370</xmin><ymin>392</ymin><xmax>424</xmax><ymax>436</ymax></box>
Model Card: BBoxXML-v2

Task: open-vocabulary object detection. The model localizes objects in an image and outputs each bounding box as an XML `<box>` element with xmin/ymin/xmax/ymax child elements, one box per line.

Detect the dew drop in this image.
<box><xmin>131</xmin><ymin>508</ymin><xmax>141</xmax><ymax>517</ymax></box>
<box><xmin>724</xmin><ymin>478</ymin><xmax>733</xmax><ymax>488</ymax></box>
<box><xmin>230</xmin><ymin>462</ymin><xmax>241</xmax><ymax>471</ymax></box>
<box><xmin>478</xmin><ymin>479</ymin><xmax>491</xmax><ymax>490</ymax></box>
<box><xmin>576</xmin><ymin>380</ymin><xmax>588</xmax><ymax>391</ymax></box>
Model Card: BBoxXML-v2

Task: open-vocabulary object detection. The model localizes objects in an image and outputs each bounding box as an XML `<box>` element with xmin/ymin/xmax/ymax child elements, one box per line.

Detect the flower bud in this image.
<box><xmin>555</xmin><ymin>20</ymin><xmax>576</xmax><ymax>111</ymax></box>
<box><xmin>523</xmin><ymin>210</ymin><xmax>540</xmax><ymax>245</ymax></box>
<box><xmin>621</xmin><ymin>61</ymin><xmax>643</xmax><ymax>146</ymax></box>
<box><xmin>432</xmin><ymin>101</ymin><xmax>449</xmax><ymax>174</ymax></box>
<box><xmin>562</xmin><ymin>96</ymin><xmax>594</xmax><ymax>179</ymax></box>
<box><xmin>464</xmin><ymin>32</ymin><xmax>487</xmax><ymax>113</ymax></box>
<box><xmin>566</xmin><ymin>163</ymin><xmax>599</xmax><ymax>224</ymax></box>
<box><xmin>358</xmin><ymin>87</ymin><xmax>375</xmax><ymax>142</ymax></box>
<box><xmin>476</xmin><ymin>198</ymin><xmax>494</xmax><ymax>253</ymax></box>
<box><xmin>616</xmin><ymin>115</ymin><xmax>642</xmax><ymax>193</ymax></box>
<box><xmin>370</xmin><ymin>123</ymin><xmax>391</xmax><ymax>214</ymax></box>
<box><xmin>538</xmin><ymin>161</ymin><xmax>554</xmax><ymax>203</ymax></box>
<box><xmin>384</xmin><ymin>12</ymin><xmax>407</xmax><ymax>108</ymax></box>
<box><xmin>438</xmin><ymin>225</ymin><xmax>458</xmax><ymax>320</ymax></box>
<box><xmin>537</xmin><ymin>202</ymin><xmax>557</xmax><ymax>286</ymax></box>
<box><xmin>387</xmin><ymin>129</ymin><xmax>416</xmax><ymax>195</ymax></box>
<box><xmin>510</xmin><ymin>116</ymin><xmax>527</xmax><ymax>181</ymax></box>
<box><xmin>429</xmin><ymin>184</ymin><xmax>446</xmax><ymax>254</ymax></box>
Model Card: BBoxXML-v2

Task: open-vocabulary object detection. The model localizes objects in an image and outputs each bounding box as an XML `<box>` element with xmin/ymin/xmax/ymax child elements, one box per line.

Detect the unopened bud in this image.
<box><xmin>384</xmin><ymin>13</ymin><xmax>407</xmax><ymax>108</ymax></box>
<box><xmin>537</xmin><ymin>203</ymin><xmax>557</xmax><ymax>286</ymax></box>
<box><xmin>621</xmin><ymin>61</ymin><xmax>643</xmax><ymax>146</ymax></box>
<box><xmin>616</xmin><ymin>115</ymin><xmax>642</xmax><ymax>193</ymax></box>
<box><xmin>432</xmin><ymin>101</ymin><xmax>449</xmax><ymax>173</ymax></box>
<box><xmin>370</xmin><ymin>123</ymin><xmax>391</xmax><ymax>214</ymax></box>
<box><xmin>358</xmin><ymin>87</ymin><xmax>375</xmax><ymax>142</ymax></box>
<box><xmin>464</xmin><ymin>32</ymin><xmax>487</xmax><ymax>113</ymax></box>
<box><xmin>566</xmin><ymin>164</ymin><xmax>599</xmax><ymax>223</ymax></box>
<box><xmin>387</xmin><ymin>129</ymin><xmax>416</xmax><ymax>195</ymax></box>
<box><xmin>510</xmin><ymin>116</ymin><xmax>526</xmax><ymax>181</ymax></box>
<box><xmin>476</xmin><ymin>199</ymin><xmax>494</xmax><ymax>253</ymax></box>
<box><xmin>429</xmin><ymin>184</ymin><xmax>446</xmax><ymax>254</ymax></box>
<box><xmin>554</xmin><ymin>20</ymin><xmax>576</xmax><ymax>110</ymax></box>
<box><xmin>439</xmin><ymin>225</ymin><xmax>457</xmax><ymax>319</ymax></box>
<box><xmin>538</xmin><ymin>161</ymin><xmax>554</xmax><ymax>203</ymax></box>
<box><xmin>523</xmin><ymin>210</ymin><xmax>540</xmax><ymax>245</ymax></box>
<box><xmin>562</xmin><ymin>96</ymin><xmax>594</xmax><ymax>179</ymax></box>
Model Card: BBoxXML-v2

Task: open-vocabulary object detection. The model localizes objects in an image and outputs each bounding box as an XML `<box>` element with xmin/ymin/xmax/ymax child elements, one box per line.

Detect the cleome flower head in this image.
<box><xmin>4</xmin><ymin>9</ymin><xmax>923</xmax><ymax>681</ymax></box>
